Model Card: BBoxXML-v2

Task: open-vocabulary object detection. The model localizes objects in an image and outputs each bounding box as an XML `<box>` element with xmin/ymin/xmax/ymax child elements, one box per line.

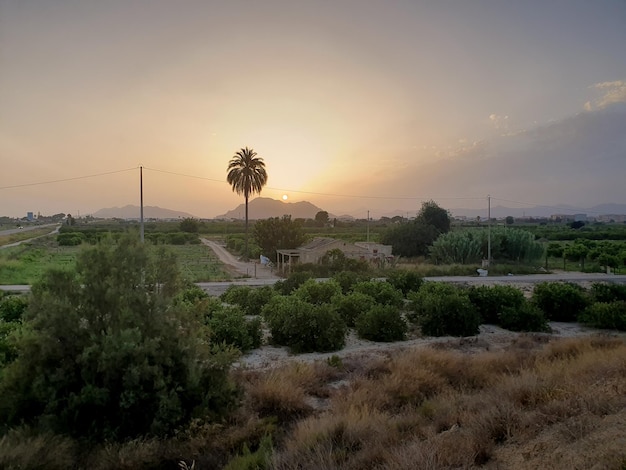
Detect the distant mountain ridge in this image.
<box><xmin>447</xmin><ymin>203</ymin><xmax>626</xmax><ymax>220</ymax></box>
<box><xmin>92</xmin><ymin>205</ymin><xmax>196</xmax><ymax>219</ymax></box>
<box><xmin>215</xmin><ymin>197</ymin><xmax>334</xmax><ymax>220</ymax></box>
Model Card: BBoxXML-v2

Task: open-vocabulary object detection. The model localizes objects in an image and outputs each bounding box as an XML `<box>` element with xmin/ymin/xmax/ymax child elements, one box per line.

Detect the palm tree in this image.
<box><xmin>227</xmin><ymin>147</ymin><xmax>268</xmax><ymax>260</ymax></box>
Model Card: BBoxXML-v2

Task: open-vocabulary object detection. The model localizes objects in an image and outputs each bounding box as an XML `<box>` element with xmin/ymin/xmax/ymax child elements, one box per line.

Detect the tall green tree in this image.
<box><xmin>0</xmin><ymin>236</ymin><xmax>237</xmax><ymax>441</ymax></box>
<box><xmin>227</xmin><ymin>147</ymin><xmax>268</xmax><ymax>260</ymax></box>
<box><xmin>416</xmin><ymin>200</ymin><xmax>451</xmax><ymax>234</ymax></box>
<box><xmin>254</xmin><ymin>215</ymin><xmax>307</xmax><ymax>261</ymax></box>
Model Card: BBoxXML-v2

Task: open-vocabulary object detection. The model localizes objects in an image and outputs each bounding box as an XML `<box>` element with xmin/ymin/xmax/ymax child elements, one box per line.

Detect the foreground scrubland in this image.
<box><xmin>1</xmin><ymin>335</ymin><xmax>625</xmax><ymax>469</ymax></box>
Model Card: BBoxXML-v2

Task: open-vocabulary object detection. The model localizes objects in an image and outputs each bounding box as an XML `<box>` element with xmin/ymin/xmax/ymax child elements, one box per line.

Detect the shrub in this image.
<box><xmin>532</xmin><ymin>282</ymin><xmax>589</xmax><ymax>322</ymax></box>
<box><xmin>352</xmin><ymin>280</ymin><xmax>404</xmax><ymax>307</ymax></box>
<box><xmin>208</xmin><ymin>306</ymin><xmax>261</xmax><ymax>352</ymax></box>
<box><xmin>498</xmin><ymin>301</ymin><xmax>549</xmax><ymax>332</ymax></box>
<box><xmin>579</xmin><ymin>301</ymin><xmax>626</xmax><ymax>331</ymax></box>
<box><xmin>221</xmin><ymin>285</ymin><xmax>252</xmax><ymax>308</ymax></box>
<box><xmin>262</xmin><ymin>297</ymin><xmax>346</xmax><ymax>353</ymax></box>
<box><xmin>274</xmin><ymin>271</ymin><xmax>314</xmax><ymax>296</ymax></box>
<box><xmin>331</xmin><ymin>291</ymin><xmax>376</xmax><ymax>327</ymax></box>
<box><xmin>293</xmin><ymin>279</ymin><xmax>342</xmax><ymax>305</ymax></box>
<box><xmin>331</xmin><ymin>271</ymin><xmax>371</xmax><ymax>294</ymax></box>
<box><xmin>0</xmin><ymin>295</ymin><xmax>29</xmax><ymax>323</ymax></box>
<box><xmin>245</xmin><ymin>286</ymin><xmax>278</xmax><ymax>316</ymax></box>
<box><xmin>56</xmin><ymin>232</ymin><xmax>85</xmax><ymax>246</ymax></box>
<box><xmin>385</xmin><ymin>269</ymin><xmax>423</xmax><ymax>297</ymax></box>
<box><xmin>409</xmin><ymin>283</ymin><xmax>480</xmax><ymax>337</ymax></box>
<box><xmin>355</xmin><ymin>305</ymin><xmax>408</xmax><ymax>342</ymax></box>
<box><xmin>589</xmin><ymin>282</ymin><xmax>626</xmax><ymax>303</ymax></box>
<box><xmin>468</xmin><ymin>285</ymin><xmax>526</xmax><ymax>324</ymax></box>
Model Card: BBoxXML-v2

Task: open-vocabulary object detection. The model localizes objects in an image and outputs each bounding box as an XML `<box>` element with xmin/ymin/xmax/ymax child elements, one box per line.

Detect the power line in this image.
<box><xmin>0</xmin><ymin>167</ymin><xmax>137</xmax><ymax>190</ymax></box>
<box><xmin>142</xmin><ymin>166</ymin><xmax>485</xmax><ymax>202</ymax></box>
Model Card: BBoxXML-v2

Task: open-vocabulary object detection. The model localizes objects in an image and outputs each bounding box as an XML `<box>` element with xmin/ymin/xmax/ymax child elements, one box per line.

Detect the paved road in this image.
<box><xmin>0</xmin><ymin>224</ymin><xmax>60</xmax><ymax>249</ymax></box>
<box><xmin>3</xmin><ymin>272</ymin><xmax>624</xmax><ymax>296</ymax></box>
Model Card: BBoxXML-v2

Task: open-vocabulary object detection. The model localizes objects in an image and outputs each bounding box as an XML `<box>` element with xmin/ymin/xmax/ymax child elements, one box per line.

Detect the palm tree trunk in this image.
<box><xmin>244</xmin><ymin>195</ymin><xmax>249</xmax><ymax>261</ymax></box>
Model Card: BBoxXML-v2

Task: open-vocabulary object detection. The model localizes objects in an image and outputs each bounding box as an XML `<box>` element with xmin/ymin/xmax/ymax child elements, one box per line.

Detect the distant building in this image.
<box><xmin>26</xmin><ymin>212</ymin><xmax>34</xmax><ymax>221</ymax></box>
<box><xmin>276</xmin><ymin>237</ymin><xmax>393</xmax><ymax>272</ymax></box>
<box><xmin>550</xmin><ymin>213</ymin><xmax>588</xmax><ymax>223</ymax></box>
<box><xmin>597</xmin><ymin>214</ymin><xmax>626</xmax><ymax>223</ymax></box>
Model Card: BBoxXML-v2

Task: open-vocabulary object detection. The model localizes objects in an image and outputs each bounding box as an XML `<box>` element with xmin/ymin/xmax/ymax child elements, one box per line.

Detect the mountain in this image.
<box><xmin>92</xmin><ymin>205</ymin><xmax>196</xmax><ymax>219</ymax></box>
<box><xmin>216</xmin><ymin>197</ymin><xmax>328</xmax><ymax>220</ymax></box>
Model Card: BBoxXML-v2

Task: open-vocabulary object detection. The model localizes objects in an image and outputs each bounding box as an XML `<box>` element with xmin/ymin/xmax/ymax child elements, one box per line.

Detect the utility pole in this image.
<box><xmin>140</xmin><ymin>166</ymin><xmax>144</xmax><ymax>243</ymax></box>
<box><xmin>487</xmin><ymin>194</ymin><xmax>491</xmax><ymax>266</ymax></box>
<box><xmin>366</xmin><ymin>210</ymin><xmax>370</xmax><ymax>242</ymax></box>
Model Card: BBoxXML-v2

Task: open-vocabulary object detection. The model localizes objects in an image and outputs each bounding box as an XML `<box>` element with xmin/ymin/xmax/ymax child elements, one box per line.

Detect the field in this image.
<box><xmin>0</xmin><ymin>235</ymin><xmax>232</xmax><ymax>284</ymax></box>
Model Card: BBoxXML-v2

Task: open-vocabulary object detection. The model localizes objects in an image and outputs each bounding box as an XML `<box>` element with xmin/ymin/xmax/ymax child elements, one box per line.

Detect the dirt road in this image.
<box><xmin>200</xmin><ymin>238</ymin><xmax>279</xmax><ymax>280</ymax></box>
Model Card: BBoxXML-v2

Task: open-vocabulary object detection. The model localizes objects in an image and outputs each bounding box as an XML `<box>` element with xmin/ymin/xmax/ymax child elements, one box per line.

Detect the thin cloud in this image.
<box><xmin>586</xmin><ymin>80</ymin><xmax>626</xmax><ymax>110</ymax></box>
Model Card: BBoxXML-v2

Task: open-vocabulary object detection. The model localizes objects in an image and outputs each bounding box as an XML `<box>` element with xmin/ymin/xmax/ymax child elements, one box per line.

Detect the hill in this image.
<box><xmin>215</xmin><ymin>197</ymin><xmax>330</xmax><ymax>220</ymax></box>
<box><xmin>92</xmin><ymin>205</ymin><xmax>196</xmax><ymax>220</ymax></box>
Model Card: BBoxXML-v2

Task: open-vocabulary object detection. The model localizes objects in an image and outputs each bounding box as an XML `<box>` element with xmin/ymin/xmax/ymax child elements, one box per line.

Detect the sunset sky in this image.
<box><xmin>1</xmin><ymin>0</ymin><xmax>625</xmax><ymax>219</ymax></box>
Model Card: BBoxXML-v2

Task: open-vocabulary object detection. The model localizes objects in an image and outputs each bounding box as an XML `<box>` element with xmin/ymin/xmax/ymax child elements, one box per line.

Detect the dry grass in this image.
<box><xmin>268</xmin><ymin>335</ymin><xmax>626</xmax><ymax>469</ymax></box>
<box><xmin>2</xmin><ymin>335</ymin><xmax>625</xmax><ymax>469</ymax></box>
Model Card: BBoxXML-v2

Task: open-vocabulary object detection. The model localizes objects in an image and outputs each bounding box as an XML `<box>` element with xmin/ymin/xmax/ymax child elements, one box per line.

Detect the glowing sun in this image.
<box><xmin>282</xmin><ymin>194</ymin><xmax>288</xmax><ymax>201</ymax></box>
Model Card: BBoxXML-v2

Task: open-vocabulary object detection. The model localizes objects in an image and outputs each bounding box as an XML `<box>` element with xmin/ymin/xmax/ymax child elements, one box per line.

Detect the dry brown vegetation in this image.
<box><xmin>1</xmin><ymin>335</ymin><xmax>625</xmax><ymax>469</ymax></box>
<box><xmin>241</xmin><ymin>335</ymin><xmax>626</xmax><ymax>469</ymax></box>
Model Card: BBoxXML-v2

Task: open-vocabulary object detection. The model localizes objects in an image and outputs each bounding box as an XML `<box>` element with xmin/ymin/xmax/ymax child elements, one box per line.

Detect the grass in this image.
<box><xmin>1</xmin><ymin>336</ymin><xmax>625</xmax><ymax>468</ymax></box>
<box><xmin>0</xmin><ymin>237</ymin><xmax>232</xmax><ymax>284</ymax></box>
<box><xmin>0</xmin><ymin>227</ymin><xmax>58</xmax><ymax>247</ymax></box>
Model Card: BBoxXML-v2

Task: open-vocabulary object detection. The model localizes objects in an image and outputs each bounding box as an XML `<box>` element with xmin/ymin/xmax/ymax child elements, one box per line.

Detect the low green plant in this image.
<box><xmin>467</xmin><ymin>285</ymin><xmax>526</xmax><ymax>324</ymax></box>
<box><xmin>273</xmin><ymin>271</ymin><xmax>314</xmax><ymax>295</ymax></box>
<box><xmin>498</xmin><ymin>301</ymin><xmax>549</xmax><ymax>332</ymax></box>
<box><xmin>409</xmin><ymin>283</ymin><xmax>480</xmax><ymax>337</ymax></box>
<box><xmin>331</xmin><ymin>270</ymin><xmax>371</xmax><ymax>294</ymax></box>
<box><xmin>532</xmin><ymin>282</ymin><xmax>590</xmax><ymax>322</ymax></box>
<box><xmin>0</xmin><ymin>295</ymin><xmax>28</xmax><ymax>323</ymax></box>
<box><xmin>262</xmin><ymin>297</ymin><xmax>346</xmax><ymax>353</ymax></box>
<box><xmin>579</xmin><ymin>301</ymin><xmax>626</xmax><ymax>331</ymax></box>
<box><xmin>208</xmin><ymin>306</ymin><xmax>261</xmax><ymax>352</ymax></box>
<box><xmin>352</xmin><ymin>280</ymin><xmax>404</xmax><ymax>307</ymax></box>
<box><xmin>331</xmin><ymin>291</ymin><xmax>376</xmax><ymax>327</ymax></box>
<box><xmin>293</xmin><ymin>279</ymin><xmax>342</xmax><ymax>305</ymax></box>
<box><xmin>589</xmin><ymin>282</ymin><xmax>626</xmax><ymax>303</ymax></box>
<box><xmin>355</xmin><ymin>304</ymin><xmax>408</xmax><ymax>342</ymax></box>
<box><xmin>385</xmin><ymin>269</ymin><xmax>424</xmax><ymax>297</ymax></box>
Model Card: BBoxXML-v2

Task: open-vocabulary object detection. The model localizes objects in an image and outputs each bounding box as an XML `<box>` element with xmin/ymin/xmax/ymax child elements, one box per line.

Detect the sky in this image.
<box><xmin>1</xmin><ymin>0</ymin><xmax>626</xmax><ymax>219</ymax></box>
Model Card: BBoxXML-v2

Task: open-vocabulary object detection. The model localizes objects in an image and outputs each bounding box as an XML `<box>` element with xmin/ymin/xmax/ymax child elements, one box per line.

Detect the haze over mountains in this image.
<box><xmin>91</xmin><ymin>199</ymin><xmax>626</xmax><ymax>221</ymax></box>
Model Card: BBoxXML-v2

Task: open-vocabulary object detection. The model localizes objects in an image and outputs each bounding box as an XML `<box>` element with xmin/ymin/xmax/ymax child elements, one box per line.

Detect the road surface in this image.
<box><xmin>0</xmin><ymin>224</ymin><xmax>61</xmax><ymax>249</ymax></box>
<box><xmin>200</xmin><ymin>238</ymin><xmax>279</xmax><ymax>280</ymax></box>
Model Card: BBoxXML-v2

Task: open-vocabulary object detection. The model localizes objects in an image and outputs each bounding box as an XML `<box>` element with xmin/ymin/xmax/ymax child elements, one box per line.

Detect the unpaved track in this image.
<box><xmin>200</xmin><ymin>238</ymin><xmax>279</xmax><ymax>280</ymax></box>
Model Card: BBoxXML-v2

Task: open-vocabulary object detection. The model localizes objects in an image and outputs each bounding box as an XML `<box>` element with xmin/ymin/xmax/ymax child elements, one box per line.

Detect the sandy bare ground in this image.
<box><xmin>200</xmin><ymin>238</ymin><xmax>279</xmax><ymax>280</ymax></box>
<box><xmin>235</xmin><ymin>320</ymin><xmax>626</xmax><ymax>370</ymax></box>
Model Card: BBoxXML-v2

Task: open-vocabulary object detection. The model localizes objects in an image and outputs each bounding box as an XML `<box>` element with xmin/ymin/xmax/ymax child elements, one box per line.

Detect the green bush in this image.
<box><xmin>385</xmin><ymin>269</ymin><xmax>423</xmax><ymax>297</ymax></box>
<box><xmin>589</xmin><ymin>282</ymin><xmax>626</xmax><ymax>303</ymax></box>
<box><xmin>208</xmin><ymin>306</ymin><xmax>261</xmax><ymax>351</ymax></box>
<box><xmin>273</xmin><ymin>271</ymin><xmax>314</xmax><ymax>295</ymax></box>
<box><xmin>262</xmin><ymin>297</ymin><xmax>346</xmax><ymax>353</ymax></box>
<box><xmin>331</xmin><ymin>291</ymin><xmax>376</xmax><ymax>327</ymax></box>
<box><xmin>331</xmin><ymin>271</ymin><xmax>371</xmax><ymax>294</ymax></box>
<box><xmin>532</xmin><ymin>282</ymin><xmax>590</xmax><ymax>322</ymax></box>
<box><xmin>409</xmin><ymin>283</ymin><xmax>480</xmax><ymax>337</ymax></box>
<box><xmin>0</xmin><ymin>295</ymin><xmax>29</xmax><ymax>323</ymax></box>
<box><xmin>467</xmin><ymin>285</ymin><xmax>526</xmax><ymax>324</ymax></box>
<box><xmin>355</xmin><ymin>305</ymin><xmax>407</xmax><ymax>342</ymax></box>
<box><xmin>579</xmin><ymin>301</ymin><xmax>626</xmax><ymax>330</ymax></box>
<box><xmin>293</xmin><ymin>279</ymin><xmax>342</xmax><ymax>305</ymax></box>
<box><xmin>0</xmin><ymin>236</ymin><xmax>238</xmax><ymax>442</ymax></box>
<box><xmin>245</xmin><ymin>286</ymin><xmax>278</xmax><ymax>316</ymax></box>
<box><xmin>56</xmin><ymin>232</ymin><xmax>85</xmax><ymax>246</ymax></box>
<box><xmin>221</xmin><ymin>285</ymin><xmax>252</xmax><ymax>308</ymax></box>
<box><xmin>498</xmin><ymin>301</ymin><xmax>549</xmax><ymax>332</ymax></box>
<box><xmin>352</xmin><ymin>280</ymin><xmax>404</xmax><ymax>307</ymax></box>
<box><xmin>0</xmin><ymin>320</ymin><xmax>21</xmax><ymax>368</ymax></box>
